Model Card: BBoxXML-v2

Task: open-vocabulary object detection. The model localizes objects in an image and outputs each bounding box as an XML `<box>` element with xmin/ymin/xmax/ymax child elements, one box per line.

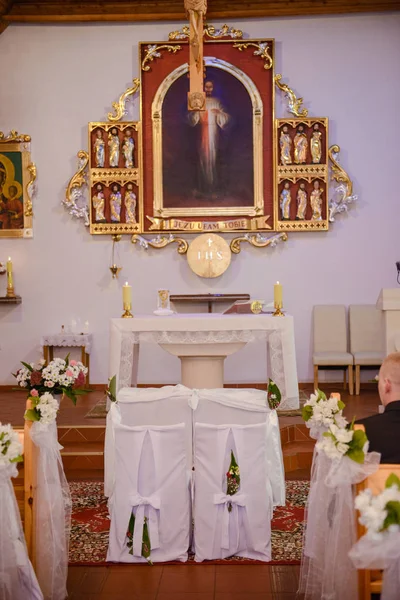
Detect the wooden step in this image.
<box><xmin>282</xmin><ymin>440</ymin><xmax>314</xmax><ymax>473</ymax></box>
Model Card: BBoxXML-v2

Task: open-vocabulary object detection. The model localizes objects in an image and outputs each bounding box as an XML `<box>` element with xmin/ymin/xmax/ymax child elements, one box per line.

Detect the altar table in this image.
<box><xmin>109</xmin><ymin>314</ymin><xmax>299</xmax><ymax>410</ymax></box>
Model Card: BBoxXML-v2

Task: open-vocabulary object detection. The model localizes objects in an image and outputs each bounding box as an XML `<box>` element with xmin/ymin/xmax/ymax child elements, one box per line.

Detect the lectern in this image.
<box><xmin>376</xmin><ymin>289</ymin><xmax>400</xmax><ymax>355</ymax></box>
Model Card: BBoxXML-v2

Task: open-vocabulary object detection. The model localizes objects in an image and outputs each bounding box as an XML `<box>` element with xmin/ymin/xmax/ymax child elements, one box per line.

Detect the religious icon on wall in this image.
<box><xmin>274</xmin><ymin>118</ymin><xmax>328</xmax><ymax>231</ymax></box>
<box><xmin>0</xmin><ymin>132</ymin><xmax>34</xmax><ymax>238</ymax></box>
<box><xmin>88</xmin><ymin>122</ymin><xmax>141</xmax><ymax>234</ymax></box>
<box><xmin>140</xmin><ymin>37</ymin><xmax>273</xmax><ymax>232</ymax></box>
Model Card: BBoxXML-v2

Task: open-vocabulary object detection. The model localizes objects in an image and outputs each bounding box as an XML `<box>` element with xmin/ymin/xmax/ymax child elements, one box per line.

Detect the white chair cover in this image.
<box><xmin>192</xmin><ymin>388</ymin><xmax>285</xmax><ymax>506</ymax></box>
<box><xmin>107</xmin><ymin>421</ymin><xmax>190</xmax><ymax>563</ymax></box>
<box><xmin>104</xmin><ymin>385</ymin><xmax>193</xmax><ymax>497</ymax></box>
<box><xmin>0</xmin><ymin>464</ymin><xmax>43</xmax><ymax>600</ymax></box>
<box><xmin>299</xmin><ymin>449</ymin><xmax>380</xmax><ymax>600</ymax></box>
<box><xmin>30</xmin><ymin>421</ymin><xmax>71</xmax><ymax>600</ymax></box>
<box><xmin>349</xmin><ymin>530</ymin><xmax>400</xmax><ymax>600</ymax></box>
<box><xmin>194</xmin><ymin>421</ymin><xmax>272</xmax><ymax>562</ymax></box>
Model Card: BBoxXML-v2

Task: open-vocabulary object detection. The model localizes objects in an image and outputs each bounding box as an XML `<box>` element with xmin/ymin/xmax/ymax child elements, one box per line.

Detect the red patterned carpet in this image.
<box><xmin>69</xmin><ymin>480</ymin><xmax>308</xmax><ymax>565</ymax></box>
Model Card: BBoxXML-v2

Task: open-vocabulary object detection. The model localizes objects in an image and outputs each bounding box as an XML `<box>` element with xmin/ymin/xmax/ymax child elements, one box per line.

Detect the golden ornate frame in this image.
<box><xmin>0</xmin><ymin>131</ymin><xmax>35</xmax><ymax>238</ymax></box>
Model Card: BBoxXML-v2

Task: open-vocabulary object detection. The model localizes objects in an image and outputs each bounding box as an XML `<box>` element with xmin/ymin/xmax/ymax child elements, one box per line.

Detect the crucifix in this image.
<box><xmin>184</xmin><ymin>0</ymin><xmax>207</xmax><ymax>111</ymax></box>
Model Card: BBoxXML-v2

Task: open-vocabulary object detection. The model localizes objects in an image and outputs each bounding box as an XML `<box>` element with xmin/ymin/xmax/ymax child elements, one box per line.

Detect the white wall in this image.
<box><xmin>0</xmin><ymin>13</ymin><xmax>399</xmax><ymax>384</ymax></box>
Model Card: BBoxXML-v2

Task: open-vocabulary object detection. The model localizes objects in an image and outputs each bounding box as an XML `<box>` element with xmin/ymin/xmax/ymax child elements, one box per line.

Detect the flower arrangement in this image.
<box><xmin>226</xmin><ymin>450</ymin><xmax>240</xmax><ymax>512</ymax></box>
<box><xmin>267</xmin><ymin>378</ymin><xmax>281</xmax><ymax>410</ymax></box>
<box><xmin>316</xmin><ymin>421</ymin><xmax>369</xmax><ymax>464</ymax></box>
<box><xmin>14</xmin><ymin>355</ymin><xmax>88</xmax><ymax>405</ymax></box>
<box><xmin>302</xmin><ymin>389</ymin><xmax>347</xmax><ymax>431</ymax></box>
<box><xmin>106</xmin><ymin>375</ymin><xmax>117</xmax><ymax>403</ymax></box>
<box><xmin>24</xmin><ymin>392</ymin><xmax>59</xmax><ymax>425</ymax></box>
<box><xmin>355</xmin><ymin>473</ymin><xmax>400</xmax><ymax>540</ymax></box>
<box><xmin>0</xmin><ymin>423</ymin><xmax>23</xmax><ymax>467</ymax></box>
<box><xmin>126</xmin><ymin>513</ymin><xmax>152</xmax><ymax>564</ymax></box>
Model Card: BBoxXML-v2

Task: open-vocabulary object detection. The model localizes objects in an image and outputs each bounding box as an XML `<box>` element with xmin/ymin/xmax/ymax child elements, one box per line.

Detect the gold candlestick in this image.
<box><xmin>121</xmin><ymin>304</ymin><xmax>133</xmax><ymax>318</ymax></box>
<box><xmin>273</xmin><ymin>280</ymin><xmax>284</xmax><ymax>316</ymax></box>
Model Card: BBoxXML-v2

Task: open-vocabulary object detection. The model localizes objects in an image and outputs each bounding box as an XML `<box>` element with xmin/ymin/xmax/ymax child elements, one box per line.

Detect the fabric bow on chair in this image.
<box><xmin>129</xmin><ymin>492</ymin><xmax>160</xmax><ymax>557</ymax></box>
<box><xmin>213</xmin><ymin>492</ymin><xmax>249</xmax><ymax>550</ymax></box>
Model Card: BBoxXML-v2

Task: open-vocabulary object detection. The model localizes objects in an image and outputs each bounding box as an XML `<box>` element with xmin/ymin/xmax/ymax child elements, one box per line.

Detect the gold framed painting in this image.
<box><xmin>0</xmin><ymin>132</ymin><xmax>34</xmax><ymax>238</ymax></box>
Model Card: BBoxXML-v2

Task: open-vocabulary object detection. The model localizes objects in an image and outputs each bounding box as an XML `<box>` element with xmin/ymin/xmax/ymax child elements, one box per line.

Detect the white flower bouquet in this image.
<box><xmin>24</xmin><ymin>392</ymin><xmax>59</xmax><ymax>425</ymax></box>
<box><xmin>14</xmin><ymin>354</ymin><xmax>88</xmax><ymax>405</ymax></box>
<box><xmin>316</xmin><ymin>421</ymin><xmax>369</xmax><ymax>464</ymax></box>
<box><xmin>302</xmin><ymin>389</ymin><xmax>347</xmax><ymax>439</ymax></box>
<box><xmin>349</xmin><ymin>474</ymin><xmax>400</xmax><ymax>600</ymax></box>
<box><xmin>0</xmin><ymin>423</ymin><xmax>23</xmax><ymax>468</ymax></box>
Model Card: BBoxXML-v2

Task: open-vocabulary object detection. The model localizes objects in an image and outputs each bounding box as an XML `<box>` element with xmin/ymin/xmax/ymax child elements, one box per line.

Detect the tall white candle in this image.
<box><xmin>274</xmin><ymin>281</ymin><xmax>282</xmax><ymax>307</ymax></box>
<box><xmin>123</xmin><ymin>282</ymin><xmax>132</xmax><ymax>308</ymax></box>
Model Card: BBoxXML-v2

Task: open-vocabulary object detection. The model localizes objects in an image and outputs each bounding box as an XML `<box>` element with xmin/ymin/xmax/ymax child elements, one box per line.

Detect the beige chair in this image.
<box><xmin>349</xmin><ymin>305</ymin><xmax>384</xmax><ymax>396</ymax></box>
<box><xmin>313</xmin><ymin>305</ymin><xmax>354</xmax><ymax>394</ymax></box>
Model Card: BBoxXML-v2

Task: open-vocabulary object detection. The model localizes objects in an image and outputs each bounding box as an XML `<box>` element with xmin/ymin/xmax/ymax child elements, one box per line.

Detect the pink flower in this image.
<box><xmin>70</xmin><ymin>360</ymin><xmax>77</xmax><ymax>366</ymax></box>
<box><xmin>45</xmin><ymin>380</ymin><xmax>55</xmax><ymax>388</ymax></box>
<box><xmin>30</xmin><ymin>389</ymin><xmax>39</xmax><ymax>397</ymax></box>
<box><xmin>66</xmin><ymin>370</ymin><xmax>74</xmax><ymax>378</ymax></box>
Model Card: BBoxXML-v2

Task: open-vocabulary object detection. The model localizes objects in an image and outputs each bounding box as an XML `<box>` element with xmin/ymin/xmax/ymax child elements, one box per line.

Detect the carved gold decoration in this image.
<box><xmin>188</xmin><ymin>91</ymin><xmax>206</xmax><ymax>111</ymax></box>
<box><xmin>64</xmin><ymin>150</ymin><xmax>90</xmax><ymax>226</ymax></box>
<box><xmin>187</xmin><ymin>233</ymin><xmax>231</xmax><ymax>279</ymax></box>
<box><xmin>24</xmin><ymin>163</ymin><xmax>36</xmax><ymax>217</ymax></box>
<box><xmin>274</xmin><ymin>74</ymin><xmax>308</xmax><ymax>118</ymax></box>
<box><xmin>277</xmin><ymin>164</ymin><xmax>327</xmax><ymax>182</ymax></box>
<box><xmin>107</xmin><ymin>78</ymin><xmax>140</xmax><ymax>122</ymax></box>
<box><xmin>276</xmin><ymin>221</ymin><xmax>328</xmax><ymax>231</ymax></box>
<box><xmin>328</xmin><ymin>144</ymin><xmax>357</xmax><ymax>222</ymax></box>
<box><xmin>142</xmin><ymin>45</ymin><xmax>182</xmax><ymax>72</ymax></box>
<box><xmin>0</xmin><ymin>131</ymin><xmax>31</xmax><ymax>143</ymax></box>
<box><xmin>168</xmin><ymin>23</ymin><xmax>243</xmax><ymax>40</ymax></box>
<box><xmin>251</xmin><ymin>300</ymin><xmax>263</xmax><ymax>314</ymax></box>
<box><xmin>230</xmin><ymin>232</ymin><xmax>288</xmax><ymax>254</ymax></box>
<box><xmin>132</xmin><ymin>234</ymin><xmax>188</xmax><ymax>255</ymax></box>
<box><xmin>152</xmin><ymin>58</ymin><xmax>264</xmax><ymax>218</ymax></box>
<box><xmin>233</xmin><ymin>42</ymin><xmax>273</xmax><ymax>70</ymax></box>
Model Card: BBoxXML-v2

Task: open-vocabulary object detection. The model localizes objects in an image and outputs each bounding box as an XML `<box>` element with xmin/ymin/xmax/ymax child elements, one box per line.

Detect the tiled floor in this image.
<box><xmin>67</xmin><ymin>564</ymin><xmax>301</xmax><ymax>600</ymax></box>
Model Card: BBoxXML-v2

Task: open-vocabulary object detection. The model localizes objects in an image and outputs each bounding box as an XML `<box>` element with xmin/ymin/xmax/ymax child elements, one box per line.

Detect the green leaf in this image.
<box><xmin>338</xmin><ymin>400</ymin><xmax>345</xmax><ymax>411</ymax></box>
<box><xmin>382</xmin><ymin>501</ymin><xmax>400</xmax><ymax>530</ymax></box>
<box><xmin>24</xmin><ymin>408</ymin><xmax>40</xmax><ymax>422</ymax></box>
<box><xmin>352</xmin><ymin>429</ymin><xmax>368</xmax><ymax>449</ymax></box>
<box><xmin>72</xmin><ymin>389</ymin><xmax>91</xmax><ymax>396</ymax></box>
<box><xmin>65</xmin><ymin>353</ymin><xmax>70</xmax><ymax>365</ymax></box>
<box><xmin>346</xmin><ymin>447</ymin><xmax>365</xmax><ymax>464</ymax></box>
<box><xmin>10</xmin><ymin>454</ymin><xmax>23</xmax><ymax>463</ymax></box>
<box><xmin>62</xmin><ymin>388</ymin><xmax>77</xmax><ymax>405</ymax></box>
<box><xmin>317</xmin><ymin>389</ymin><xmax>327</xmax><ymax>401</ymax></box>
<box><xmin>385</xmin><ymin>473</ymin><xmax>400</xmax><ymax>490</ymax></box>
<box><xmin>108</xmin><ymin>375</ymin><xmax>117</xmax><ymax>403</ymax></box>
<box><xmin>302</xmin><ymin>405</ymin><xmax>313</xmax><ymax>422</ymax></box>
<box><xmin>21</xmin><ymin>361</ymin><xmax>34</xmax><ymax>372</ymax></box>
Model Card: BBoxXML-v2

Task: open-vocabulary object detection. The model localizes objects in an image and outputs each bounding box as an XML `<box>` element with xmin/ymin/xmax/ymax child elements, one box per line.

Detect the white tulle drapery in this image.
<box><xmin>30</xmin><ymin>421</ymin><xmax>71</xmax><ymax>600</ymax></box>
<box><xmin>349</xmin><ymin>530</ymin><xmax>400</xmax><ymax>600</ymax></box>
<box><xmin>0</xmin><ymin>464</ymin><xmax>43</xmax><ymax>600</ymax></box>
<box><xmin>298</xmin><ymin>450</ymin><xmax>381</xmax><ymax>600</ymax></box>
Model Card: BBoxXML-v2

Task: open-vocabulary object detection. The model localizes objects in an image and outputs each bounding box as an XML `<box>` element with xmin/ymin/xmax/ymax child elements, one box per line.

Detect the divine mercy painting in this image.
<box><xmin>161</xmin><ymin>66</ymin><xmax>255</xmax><ymax>211</ymax></box>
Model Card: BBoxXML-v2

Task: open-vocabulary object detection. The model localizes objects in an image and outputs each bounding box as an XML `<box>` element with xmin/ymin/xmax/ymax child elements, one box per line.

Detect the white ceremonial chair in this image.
<box><xmin>193</xmin><ymin>421</ymin><xmax>272</xmax><ymax>562</ymax></box>
<box><xmin>104</xmin><ymin>385</ymin><xmax>193</xmax><ymax>497</ymax></box>
<box><xmin>107</xmin><ymin>422</ymin><xmax>190</xmax><ymax>563</ymax></box>
<box><xmin>193</xmin><ymin>388</ymin><xmax>285</xmax><ymax>507</ymax></box>
<box><xmin>349</xmin><ymin>305</ymin><xmax>384</xmax><ymax>396</ymax></box>
<box><xmin>313</xmin><ymin>305</ymin><xmax>354</xmax><ymax>394</ymax></box>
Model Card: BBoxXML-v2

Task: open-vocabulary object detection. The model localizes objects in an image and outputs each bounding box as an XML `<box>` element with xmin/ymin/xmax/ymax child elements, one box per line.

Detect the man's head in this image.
<box><xmin>204</xmin><ymin>81</ymin><xmax>214</xmax><ymax>96</ymax></box>
<box><xmin>378</xmin><ymin>353</ymin><xmax>400</xmax><ymax>406</ymax></box>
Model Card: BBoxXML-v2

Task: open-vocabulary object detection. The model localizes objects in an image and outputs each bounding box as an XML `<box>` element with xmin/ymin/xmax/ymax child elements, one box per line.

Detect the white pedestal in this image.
<box><xmin>159</xmin><ymin>342</ymin><xmax>247</xmax><ymax>389</ymax></box>
<box><xmin>376</xmin><ymin>288</ymin><xmax>400</xmax><ymax>355</ymax></box>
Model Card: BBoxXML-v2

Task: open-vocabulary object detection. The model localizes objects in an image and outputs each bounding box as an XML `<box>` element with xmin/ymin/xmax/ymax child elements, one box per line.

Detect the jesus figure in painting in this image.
<box><xmin>188</xmin><ymin>80</ymin><xmax>230</xmax><ymax>196</ymax></box>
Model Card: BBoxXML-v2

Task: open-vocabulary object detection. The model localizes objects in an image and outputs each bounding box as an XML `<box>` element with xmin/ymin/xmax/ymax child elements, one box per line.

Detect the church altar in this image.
<box><xmin>109</xmin><ymin>313</ymin><xmax>299</xmax><ymax>410</ymax></box>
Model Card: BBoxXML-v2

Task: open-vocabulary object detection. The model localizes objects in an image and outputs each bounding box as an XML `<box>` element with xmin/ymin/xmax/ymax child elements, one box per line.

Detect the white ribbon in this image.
<box><xmin>129</xmin><ymin>492</ymin><xmax>161</xmax><ymax>557</ymax></box>
<box><xmin>213</xmin><ymin>492</ymin><xmax>248</xmax><ymax>550</ymax></box>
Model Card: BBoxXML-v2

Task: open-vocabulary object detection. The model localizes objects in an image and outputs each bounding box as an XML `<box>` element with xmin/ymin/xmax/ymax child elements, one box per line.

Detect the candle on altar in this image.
<box><xmin>123</xmin><ymin>282</ymin><xmax>132</xmax><ymax>308</ymax></box>
<box><xmin>6</xmin><ymin>257</ymin><xmax>13</xmax><ymax>288</ymax></box>
<box><xmin>330</xmin><ymin>392</ymin><xmax>341</xmax><ymax>401</ymax></box>
<box><xmin>274</xmin><ymin>281</ymin><xmax>282</xmax><ymax>307</ymax></box>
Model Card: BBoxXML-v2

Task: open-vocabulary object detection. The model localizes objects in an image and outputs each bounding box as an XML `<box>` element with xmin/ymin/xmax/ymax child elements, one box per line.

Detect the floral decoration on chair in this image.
<box><xmin>316</xmin><ymin>419</ymin><xmax>369</xmax><ymax>464</ymax></box>
<box><xmin>301</xmin><ymin>389</ymin><xmax>347</xmax><ymax>439</ymax></box>
<box><xmin>24</xmin><ymin>391</ymin><xmax>59</xmax><ymax>424</ymax></box>
<box><xmin>355</xmin><ymin>473</ymin><xmax>400</xmax><ymax>538</ymax></box>
<box><xmin>106</xmin><ymin>375</ymin><xmax>117</xmax><ymax>403</ymax></box>
<box><xmin>226</xmin><ymin>450</ymin><xmax>240</xmax><ymax>512</ymax></box>
<box><xmin>13</xmin><ymin>355</ymin><xmax>88</xmax><ymax>405</ymax></box>
<box><xmin>126</xmin><ymin>513</ymin><xmax>152</xmax><ymax>564</ymax></box>
<box><xmin>0</xmin><ymin>423</ymin><xmax>23</xmax><ymax>466</ymax></box>
<box><xmin>267</xmin><ymin>378</ymin><xmax>281</xmax><ymax>409</ymax></box>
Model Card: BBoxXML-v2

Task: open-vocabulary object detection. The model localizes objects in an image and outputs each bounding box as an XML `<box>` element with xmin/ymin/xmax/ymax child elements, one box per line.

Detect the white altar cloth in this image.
<box><xmin>109</xmin><ymin>314</ymin><xmax>299</xmax><ymax>410</ymax></box>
